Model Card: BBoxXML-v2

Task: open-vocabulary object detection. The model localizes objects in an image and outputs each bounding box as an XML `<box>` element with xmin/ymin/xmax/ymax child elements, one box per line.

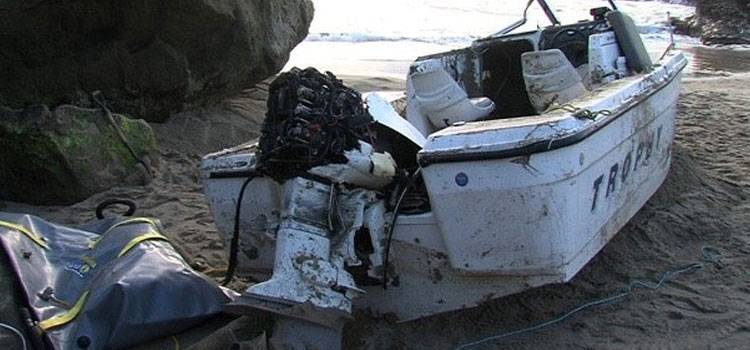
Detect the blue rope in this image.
<box><xmin>455</xmin><ymin>247</ymin><xmax>724</xmax><ymax>350</ymax></box>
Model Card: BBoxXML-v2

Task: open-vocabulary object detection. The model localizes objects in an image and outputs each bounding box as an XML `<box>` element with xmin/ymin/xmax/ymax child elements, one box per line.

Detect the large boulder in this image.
<box><xmin>697</xmin><ymin>0</ymin><xmax>750</xmax><ymax>44</ymax></box>
<box><xmin>676</xmin><ymin>0</ymin><xmax>750</xmax><ymax>44</ymax></box>
<box><xmin>0</xmin><ymin>104</ymin><xmax>157</xmax><ymax>205</ymax></box>
<box><xmin>0</xmin><ymin>0</ymin><xmax>314</xmax><ymax>122</ymax></box>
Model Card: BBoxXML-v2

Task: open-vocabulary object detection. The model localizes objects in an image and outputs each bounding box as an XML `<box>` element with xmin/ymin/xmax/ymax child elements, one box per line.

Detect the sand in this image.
<box><xmin>345</xmin><ymin>72</ymin><xmax>750</xmax><ymax>350</ymax></box>
<box><xmin>2</xmin><ymin>49</ymin><xmax>750</xmax><ymax>349</ymax></box>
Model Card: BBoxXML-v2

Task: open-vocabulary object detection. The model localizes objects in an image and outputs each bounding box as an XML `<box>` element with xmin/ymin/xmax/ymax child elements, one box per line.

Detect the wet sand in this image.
<box><xmin>683</xmin><ymin>45</ymin><xmax>750</xmax><ymax>77</ymax></box>
<box><xmin>2</xmin><ymin>46</ymin><xmax>750</xmax><ymax>349</ymax></box>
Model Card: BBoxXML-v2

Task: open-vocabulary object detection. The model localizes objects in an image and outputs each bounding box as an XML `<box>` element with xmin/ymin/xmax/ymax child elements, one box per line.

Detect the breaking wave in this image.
<box><xmin>305</xmin><ymin>32</ymin><xmax>481</xmax><ymax>46</ymax></box>
<box><xmin>305</xmin><ymin>0</ymin><xmax>697</xmax><ymax>47</ymax></box>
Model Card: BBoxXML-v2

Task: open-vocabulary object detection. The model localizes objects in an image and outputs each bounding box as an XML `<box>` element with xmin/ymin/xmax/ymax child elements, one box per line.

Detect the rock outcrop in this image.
<box><xmin>0</xmin><ymin>0</ymin><xmax>314</xmax><ymax>122</ymax></box>
<box><xmin>0</xmin><ymin>105</ymin><xmax>157</xmax><ymax>205</ymax></box>
<box><xmin>696</xmin><ymin>0</ymin><xmax>750</xmax><ymax>44</ymax></box>
<box><xmin>674</xmin><ymin>0</ymin><xmax>750</xmax><ymax>45</ymax></box>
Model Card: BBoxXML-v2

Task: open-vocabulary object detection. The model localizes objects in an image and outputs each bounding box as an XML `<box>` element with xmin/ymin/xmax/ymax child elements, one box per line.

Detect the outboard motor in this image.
<box><xmin>228</xmin><ymin>68</ymin><xmax>397</xmax><ymax>349</ymax></box>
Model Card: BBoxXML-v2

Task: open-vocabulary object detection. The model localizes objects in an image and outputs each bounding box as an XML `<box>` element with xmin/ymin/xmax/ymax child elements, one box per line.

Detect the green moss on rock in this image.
<box><xmin>0</xmin><ymin>104</ymin><xmax>157</xmax><ymax>205</ymax></box>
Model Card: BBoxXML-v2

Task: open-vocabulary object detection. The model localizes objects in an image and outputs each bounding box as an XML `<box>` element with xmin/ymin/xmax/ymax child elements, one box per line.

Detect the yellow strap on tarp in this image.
<box><xmin>0</xmin><ymin>220</ymin><xmax>48</xmax><ymax>249</ymax></box>
<box><xmin>37</xmin><ymin>233</ymin><xmax>170</xmax><ymax>332</ymax></box>
<box><xmin>38</xmin><ymin>290</ymin><xmax>90</xmax><ymax>331</ymax></box>
<box><xmin>30</xmin><ymin>217</ymin><xmax>173</xmax><ymax>332</ymax></box>
<box><xmin>89</xmin><ymin>217</ymin><xmax>161</xmax><ymax>249</ymax></box>
<box><xmin>117</xmin><ymin>232</ymin><xmax>170</xmax><ymax>258</ymax></box>
<box><xmin>104</xmin><ymin>217</ymin><xmax>160</xmax><ymax>235</ymax></box>
<box><xmin>81</xmin><ymin>255</ymin><xmax>97</xmax><ymax>268</ymax></box>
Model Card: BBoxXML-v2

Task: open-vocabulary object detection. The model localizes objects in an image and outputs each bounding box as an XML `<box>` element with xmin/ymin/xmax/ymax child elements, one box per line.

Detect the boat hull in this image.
<box><xmin>359</xmin><ymin>52</ymin><xmax>686</xmax><ymax>320</ymax></box>
<box><xmin>200</xmin><ymin>52</ymin><xmax>687</xmax><ymax>321</ymax></box>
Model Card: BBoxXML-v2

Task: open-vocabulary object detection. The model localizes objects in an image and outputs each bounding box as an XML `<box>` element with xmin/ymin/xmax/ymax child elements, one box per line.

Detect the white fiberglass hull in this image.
<box><xmin>201</xmin><ymin>51</ymin><xmax>686</xmax><ymax>320</ymax></box>
<box><xmin>359</xmin><ymin>52</ymin><xmax>686</xmax><ymax>320</ymax></box>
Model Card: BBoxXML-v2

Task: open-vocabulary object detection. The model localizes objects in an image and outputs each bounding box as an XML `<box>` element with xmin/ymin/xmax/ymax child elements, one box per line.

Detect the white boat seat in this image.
<box><xmin>410</xmin><ymin>68</ymin><xmax>495</xmax><ymax>129</ymax></box>
<box><xmin>522</xmin><ymin>49</ymin><xmax>588</xmax><ymax>113</ymax></box>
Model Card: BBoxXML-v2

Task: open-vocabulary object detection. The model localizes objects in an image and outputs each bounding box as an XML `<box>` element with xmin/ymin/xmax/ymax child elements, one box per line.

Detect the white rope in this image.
<box><xmin>0</xmin><ymin>322</ymin><xmax>27</xmax><ymax>350</ymax></box>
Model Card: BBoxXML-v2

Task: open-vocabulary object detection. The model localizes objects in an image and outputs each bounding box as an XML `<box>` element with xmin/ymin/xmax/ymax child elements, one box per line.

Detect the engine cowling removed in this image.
<box><xmin>234</xmin><ymin>69</ymin><xmax>400</xmax><ymax>342</ymax></box>
<box><xmin>259</xmin><ymin>67</ymin><xmax>378</xmax><ymax>182</ymax></box>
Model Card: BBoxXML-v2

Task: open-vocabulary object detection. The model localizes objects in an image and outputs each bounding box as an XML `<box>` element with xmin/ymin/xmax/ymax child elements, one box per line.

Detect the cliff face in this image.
<box><xmin>0</xmin><ymin>0</ymin><xmax>314</xmax><ymax>122</ymax></box>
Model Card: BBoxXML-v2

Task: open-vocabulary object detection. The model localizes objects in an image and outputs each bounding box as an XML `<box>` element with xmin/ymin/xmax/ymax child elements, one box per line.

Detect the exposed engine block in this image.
<box><xmin>241</xmin><ymin>68</ymin><xmax>397</xmax><ymax>321</ymax></box>
<box><xmin>259</xmin><ymin>67</ymin><xmax>375</xmax><ymax>181</ymax></box>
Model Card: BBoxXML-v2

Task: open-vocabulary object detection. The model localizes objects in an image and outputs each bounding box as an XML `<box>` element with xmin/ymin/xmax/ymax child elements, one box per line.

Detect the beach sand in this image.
<box><xmin>346</xmin><ymin>71</ymin><xmax>750</xmax><ymax>349</ymax></box>
<box><xmin>2</xmin><ymin>47</ymin><xmax>750</xmax><ymax>349</ymax></box>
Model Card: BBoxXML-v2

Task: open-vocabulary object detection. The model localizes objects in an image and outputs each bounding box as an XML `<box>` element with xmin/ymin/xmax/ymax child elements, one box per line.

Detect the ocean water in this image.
<box><xmin>286</xmin><ymin>0</ymin><xmax>697</xmax><ymax>77</ymax></box>
<box><xmin>307</xmin><ymin>0</ymin><xmax>694</xmax><ymax>45</ymax></box>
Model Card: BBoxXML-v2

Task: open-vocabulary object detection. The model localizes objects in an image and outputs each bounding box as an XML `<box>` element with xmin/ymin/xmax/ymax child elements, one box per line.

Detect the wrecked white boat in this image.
<box><xmin>200</xmin><ymin>2</ymin><xmax>686</xmax><ymax>348</ymax></box>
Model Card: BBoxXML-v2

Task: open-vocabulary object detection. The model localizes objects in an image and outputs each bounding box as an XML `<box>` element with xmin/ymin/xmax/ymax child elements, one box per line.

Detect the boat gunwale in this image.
<box><xmin>417</xmin><ymin>53</ymin><xmax>688</xmax><ymax>167</ymax></box>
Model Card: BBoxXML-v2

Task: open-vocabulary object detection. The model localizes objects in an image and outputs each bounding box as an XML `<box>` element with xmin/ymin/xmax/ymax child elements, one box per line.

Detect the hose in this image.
<box><xmin>0</xmin><ymin>322</ymin><xmax>27</xmax><ymax>350</ymax></box>
<box><xmin>95</xmin><ymin>199</ymin><xmax>137</xmax><ymax>220</ymax></box>
<box><xmin>222</xmin><ymin>174</ymin><xmax>258</xmax><ymax>286</ymax></box>
<box><xmin>382</xmin><ymin>168</ymin><xmax>422</xmax><ymax>290</ymax></box>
